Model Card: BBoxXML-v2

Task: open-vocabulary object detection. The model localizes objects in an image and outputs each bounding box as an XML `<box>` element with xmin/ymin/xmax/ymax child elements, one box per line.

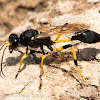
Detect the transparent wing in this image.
<box><xmin>36</xmin><ymin>23</ymin><xmax>89</xmax><ymax>39</ymax></box>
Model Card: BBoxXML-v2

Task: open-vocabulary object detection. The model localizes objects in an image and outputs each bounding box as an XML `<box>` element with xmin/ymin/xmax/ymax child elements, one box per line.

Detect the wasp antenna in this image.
<box><xmin>0</xmin><ymin>43</ymin><xmax>5</xmax><ymax>50</ymax></box>
<box><xmin>0</xmin><ymin>46</ymin><xmax>7</xmax><ymax>77</ymax></box>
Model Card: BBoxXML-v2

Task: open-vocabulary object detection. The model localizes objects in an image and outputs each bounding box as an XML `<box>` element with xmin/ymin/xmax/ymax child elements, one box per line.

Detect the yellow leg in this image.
<box><xmin>54</xmin><ymin>39</ymin><xmax>71</xmax><ymax>43</ymax></box>
<box><xmin>53</xmin><ymin>44</ymin><xmax>72</xmax><ymax>51</ymax></box>
<box><xmin>15</xmin><ymin>53</ymin><xmax>27</xmax><ymax>79</ymax></box>
<box><xmin>72</xmin><ymin>46</ymin><xmax>90</xmax><ymax>85</ymax></box>
<box><xmin>39</xmin><ymin>55</ymin><xmax>46</xmax><ymax>90</ymax></box>
<box><xmin>53</xmin><ymin>44</ymin><xmax>90</xmax><ymax>85</ymax></box>
<box><xmin>53</xmin><ymin>47</ymin><xmax>63</xmax><ymax>51</ymax></box>
<box><xmin>53</xmin><ymin>34</ymin><xmax>62</xmax><ymax>44</ymax></box>
<box><xmin>55</xmin><ymin>34</ymin><xmax>62</xmax><ymax>41</ymax></box>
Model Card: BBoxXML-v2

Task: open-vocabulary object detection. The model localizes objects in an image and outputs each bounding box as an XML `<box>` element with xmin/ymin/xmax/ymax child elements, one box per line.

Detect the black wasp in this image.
<box><xmin>0</xmin><ymin>29</ymin><xmax>55</xmax><ymax>89</ymax></box>
<box><xmin>0</xmin><ymin>23</ymin><xmax>100</xmax><ymax>89</ymax></box>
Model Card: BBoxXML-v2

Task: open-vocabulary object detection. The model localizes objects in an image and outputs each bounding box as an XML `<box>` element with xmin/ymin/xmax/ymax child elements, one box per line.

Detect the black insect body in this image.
<box><xmin>19</xmin><ymin>29</ymin><xmax>53</xmax><ymax>48</ymax></box>
<box><xmin>8</xmin><ymin>29</ymin><xmax>53</xmax><ymax>51</ymax></box>
<box><xmin>71</xmin><ymin>29</ymin><xmax>100</xmax><ymax>43</ymax></box>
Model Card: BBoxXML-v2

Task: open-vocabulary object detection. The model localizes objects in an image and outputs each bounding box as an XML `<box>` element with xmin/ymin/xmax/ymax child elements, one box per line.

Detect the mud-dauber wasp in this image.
<box><xmin>0</xmin><ymin>23</ymin><xmax>100</xmax><ymax>89</ymax></box>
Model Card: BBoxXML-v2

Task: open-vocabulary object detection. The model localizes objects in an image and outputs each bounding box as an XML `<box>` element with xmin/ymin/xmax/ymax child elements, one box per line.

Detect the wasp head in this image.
<box><xmin>8</xmin><ymin>34</ymin><xmax>19</xmax><ymax>53</ymax></box>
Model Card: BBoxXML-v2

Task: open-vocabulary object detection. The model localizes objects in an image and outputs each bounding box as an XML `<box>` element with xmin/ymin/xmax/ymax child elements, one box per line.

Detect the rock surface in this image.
<box><xmin>0</xmin><ymin>0</ymin><xmax>100</xmax><ymax>100</ymax></box>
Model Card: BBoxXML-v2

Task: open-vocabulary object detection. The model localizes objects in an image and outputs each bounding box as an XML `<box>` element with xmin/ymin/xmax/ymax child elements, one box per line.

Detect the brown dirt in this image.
<box><xmin>0</xmin><ymin>0</ymin><xmax>100</xmax><ymax>100</ymax></box>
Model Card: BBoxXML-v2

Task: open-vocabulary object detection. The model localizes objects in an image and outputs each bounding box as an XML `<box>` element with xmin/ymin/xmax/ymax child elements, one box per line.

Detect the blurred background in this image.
<box><xmin>0</xmin><ymin>0</ymin><xmax>100</xmax><ymax>100</ymax></box>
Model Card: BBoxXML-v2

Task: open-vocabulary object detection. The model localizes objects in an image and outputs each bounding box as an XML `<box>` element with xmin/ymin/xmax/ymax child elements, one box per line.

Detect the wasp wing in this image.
<box><xmin>36</xmin><ymin>23</ymin><xmax>89</xmax><ymax>39</ymax></box>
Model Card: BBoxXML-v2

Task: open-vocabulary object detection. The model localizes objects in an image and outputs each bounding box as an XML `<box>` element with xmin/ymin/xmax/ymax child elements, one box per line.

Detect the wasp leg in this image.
<box><xmin>39</xmin><ymin>45</ymin><xmax>46</xmax><ymax>90</ymax></box>
<box><xmin>54</xmin><ymin>39</ymin><xmax>71</xmax><ymax>43</ymax></box>
<box><xmin>47</xmin><ymin>44</ymin><xmax>59</xmax><ymax>55</ymax></box>
<box><xmin>39</xmin><ymin>54</ymin><xmax>46</xmax><ymax>90</ymax></box>
<box><xmin>15</xmin><ymin>46</ymin><xmax>28</xmax><ymax>79</ymax></box>
<box><xmin>47</xmin><ymin>45</ymin><xmax>53</xmax><ymax>51</ymax></box>
<box><xmin>53</xmin><ymin>44</ymin><xmax>89</xmax><ymax>85</ymax></box>
<box><xmin>55</xmin><ymin>34</ymin><xmax>62</xmax><ymax>41</ymax></box>
<box><xmin>71</xmin><ymin>46</ymin><xmax>89</xmax><ymax>85</ymax></box>
<box><xmin>53</xmin><ymin>44</ymin><xmax>72</xmax><ymax>51</ymax></box>
<box><xmin>53</xmin><ymin>34</ymin><xmax>62</xmax><ymax>44</ymax></box>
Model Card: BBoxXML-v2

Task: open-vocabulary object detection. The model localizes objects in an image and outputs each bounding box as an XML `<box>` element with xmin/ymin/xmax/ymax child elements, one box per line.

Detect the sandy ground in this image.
<box><xmin>0</xmin><ymin>0</ymin><xmax>100</xmax><ymax>100</ymax></box>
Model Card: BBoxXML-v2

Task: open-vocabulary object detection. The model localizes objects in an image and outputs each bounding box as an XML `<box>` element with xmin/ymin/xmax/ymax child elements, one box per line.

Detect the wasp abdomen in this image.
<box><xmin>71</xmin><ymin>29</ymin><xmax>100</xmax><ymax>43</ymax></box>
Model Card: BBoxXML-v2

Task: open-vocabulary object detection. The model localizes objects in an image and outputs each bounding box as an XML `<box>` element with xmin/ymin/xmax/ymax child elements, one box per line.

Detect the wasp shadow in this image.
<box><xmin>5</xmin><ymin>47</ymin><xmax>100</xmax><ymax>67</ymax></box>
<box><xmin>77</xmin><ymin>47</ymin><xmax>100</xmax><ymax>61</ymax></box>
<box><xmin>4</xmin><ymin>47</ymin><xmax>100</xmax><ymax>75</ymax></box>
